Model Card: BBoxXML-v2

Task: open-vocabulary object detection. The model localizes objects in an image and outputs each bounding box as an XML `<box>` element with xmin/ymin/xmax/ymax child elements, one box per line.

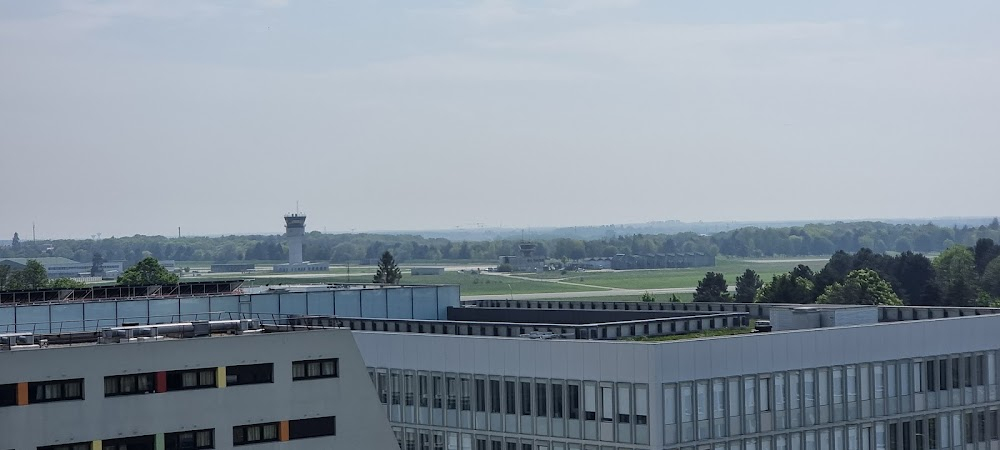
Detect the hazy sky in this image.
<box><xmin>2</xmin><ymin>0</ymin><xmax>998</xmax><ymax>239</ymax></box>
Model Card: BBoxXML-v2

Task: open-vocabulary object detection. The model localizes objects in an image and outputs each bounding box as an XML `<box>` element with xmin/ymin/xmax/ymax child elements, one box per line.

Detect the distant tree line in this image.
<box><xmin>2</xmin><ymin>219</ymin><xmax>998</xmax><ymax>266</ymax></box>
<box><xmin>693</xmin><ymin>238</ymin><xmax>1000</xmax><ymax>307</ymax></box>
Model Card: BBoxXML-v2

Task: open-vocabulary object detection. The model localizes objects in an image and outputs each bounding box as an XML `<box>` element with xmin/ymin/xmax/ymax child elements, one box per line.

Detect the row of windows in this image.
<box><xmin>39</xmin><ymin>429</ymin><xmax>213</xmax><ymax>450</ymax></box>
<box><xmin>665</xmin><ymin>407</ymin><xmax>1000</xmax><ymax>450</ymax></box>
<box><xmin>0</xmin><ymin>379</ymin><xmax>84</xmax><ymax>406</ymax></box>
<box><xmin>371</xmin><ymin>368</ymin><xmax>650</xmax><ymax>445</ymax></box>
<box><xmin>392</xmin><ymin>426</ymin><xmax>643</xmax><ymax>450</ymax></box>
<box><xmin>2</xmin><ymin>358</ymin><xmax>337</xmax><ymax>408</ymax></box>
<box><xmin>664</xmin><ymin>352</ymin><xmax>999</xmax><ymax>444</ymax></box>
<box><xmin>233</xmin><ymin>417</ymin><xmax>337</xmax><ymax>445</ymax></box>
<box><xmin>38</xmin><ymin>417</ymin><xmax>334</xmax><ymax>450</ymax></box>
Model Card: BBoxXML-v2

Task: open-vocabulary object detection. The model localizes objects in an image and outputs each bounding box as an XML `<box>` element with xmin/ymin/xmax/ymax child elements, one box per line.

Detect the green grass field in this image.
<box><xmin>188</xmin><ymin>271</ymin><xmax>607</xmax><ymax>297</ymax></box>
<box><xmin>530</xmin><ymin>258</ymin><xmax>827</xmax><ymax>290</ymax></box>
<box><xmin>170</xmin><ymin>257</ymin><xmax>828</xmax><ymax>297</ymax></box>
<box><xmin>526</xmin><ymin>292</ymin><xmax>696</xmax><ymax>303</ymax></box>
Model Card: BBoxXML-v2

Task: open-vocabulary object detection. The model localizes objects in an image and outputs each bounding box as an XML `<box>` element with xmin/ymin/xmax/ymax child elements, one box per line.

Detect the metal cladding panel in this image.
<box><xmin>251</xmin><ymin>294</ymin><xmax>280</xmax><ymax>315</ymax></box>
<box><xmin>178</xmin><ymin>297</ymin><xmax>210</xmax><ymax>321</ymax></box>
<box><xmin>307</xmin><ymin>291</ymin><xmax>335</xmax><ymax>316</ymax></box>
<box><xmin>0</xmin><ymin>307</ymin><xmax>13</xmax><ymax>331</ymax></box>
<box><xmin>279</xmin><ymin>293</ymin><xmax>308</xmax><ymax>316</ymax></box>
<box><xmin>385</xmin><ymin>289</ymin><xmax>410</xmax><ymax>319</ymax></box>
<box><xmin>437</xmin><ymin>285</ymin><xmax>460</xmax><ymax>319</ymax></box>
<box><xmin>148</xmin><ymin>299</ymin><xmax>180</xmax><ymax>324</ymax></box>
<box><xmin>411</xmin><ymin>287</ymin><xmax>437</xmax><ymax>320</ymax></box>
<box><xmin>15</xmin><ymin>305</ymin><xmax>49</xmax><ymax>333</ymax></box>
<box><xmin>361</xmin><ymin>288</ymin><xmax>388</xmax><ymax>318</ymax></box>
<box><xmin>337</xmin><ymin>290</ymin><xmax>363</xmax><ymax>317</ymax></box>
<box><xmin>116</xmin><ymin>300</ymin><xmax>147</xmax><ymax>324</ymax></box>
<box><xmin>83</xmin><ymin>302</ymin><xmax>116</xmax><ymax>329</ymax></box>
<box><xmin>50</xmin><ymin>303</ymin><xmax>85</xmax><ymax>332</ymax></box>
<box><xmin>210</xmin><ymin>296</ymin><xmax>239</xmax><ymax>316</ymax></box>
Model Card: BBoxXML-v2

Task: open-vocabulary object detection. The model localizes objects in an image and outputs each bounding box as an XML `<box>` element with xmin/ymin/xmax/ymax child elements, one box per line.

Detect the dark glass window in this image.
<box><xmin>38</xmin><ymin>443</ymin><xmax>90</xmax><ymax>450</ymax></box>
<box><xmin>226</xmin><ymin>363</ymin><xmax>273</xmax><ymax>386</ymax></box>
<box><xmin>520</xmin><ymin>381</ymin><xmax>532</xmax><ymax>416</ymax></box>
<box><xmin>29</xmin><ymin>379</ymin><xmax>84</xmax><ymax>403</ymax></box>
<box><xmin>293</xmin><ymin>359</ymin><xmax>338</xmax><ymax>380</ymax></box>
<box><xmin>289</xmin><ymin>416</ymin><xmax>336</xmax><ymax>440</ymax></box>
<box><xmin>232</xmin><ymin>423</ymin><xmax>279</xmax><ymax>445</ymax></box>
<box><xmin>552</xmin><ymin>384</ymin><xmax>564</xmax><ymax>418</ymax></box>
<box><xmin>505</xmin><ymin>381</ymin><xmax>516</xmax><ymax>415</ymax></box>
<box><xmin>0</xmin><ymin>383</ymin><xmax>17</xmax><ymax>407</ymax></box>
<box><xmin>475</xmin><ymin>379</ymin><xmax>486</xmax><ymax>412</ymax></box>
<box><xmin>166</xmin><ymin>369</ymin><xmax>216</xmax><ymax>391</ymax></box>
<box><xmin>568</xmin><ymin>384</ymin><xmax>580</xmax><ymax>419</ymax></box>
<box><xmin>489</xmin><ymin>380</ymin><xmax>501</xmax><ymax>413</ymax></box>
<box><xmin>101</xmin><ymin>435</ymin><xmax>156</xmax><ymax>450</ymax></box>
<box><xmin>105</xmin><ymin>373</ymin><xmax>155</xmax><ymax>397</ymax></box>
<box><xmin>165</xmin><ymin>429</ymin><xmax>214</xmax><ymax>449</ymax></box>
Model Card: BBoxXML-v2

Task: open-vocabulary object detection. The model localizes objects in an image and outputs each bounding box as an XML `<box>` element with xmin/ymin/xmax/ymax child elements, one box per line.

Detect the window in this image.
<box><xmin>461</xmin><ymin>376</ymin><xmax>471</xmax><ymax>411</ymax></box>
<box><xmin>505</xmin><ymin>380</ymin><xmax>517</xmax><ymax>414</ymax></box>
<box><xmin>760</xmin><ymin>377</ymin><xmax>772</xmax><ymax>412</ymax></box>
<box><xmin>165</xmin><ymin>429</ymin><xmax>214</xmax><ymax>449</ymax></box>
<box><xmin>420</xmin><ymin>375</ymin><xmax>429</xmax><ymax>408</ymax></box>
<box><xmin>490</xmin><ymin>380</ymin><xmax>502</xmax><ymax>413</ymax></box>
<box><xmin>552</xmin><ymin>383</ymin><xmax>564</xmax><ymax>418</ymax></box>
<box><xmin>521</xmin><ymin>381</ymin><xmax>532</xmax><ymax>416</ymax></box>
<box><xmin>29</xmin><ymin>379</ymin><xmax>84</xmax><ymax>403</ymax></box>
<box><xmin>105</xmin><ymin>373</ymin><xmax>155</xmax><ymax>397</ymax></box>
<box><xmin>38</xmin><ymin>443</ymin><xmax>89</xmax><ymax>450</ymax></box>
<box><xmin>568</xmin><ymin>383</ymin><xmax>580</xmax><ymax>420</ymax></box>
<box><xmin>712</xmin><ymin>379</ymin><xmax>726</xmax><ymax>418</ymax></box>
<box><xmin>475</xmin><ymin>378</ymin><xmax>486</xmax><ymax>412</ymax></box>
<box><xmin>292</xmin><ymin>359</ymin><xmax>338</xmax><ymax>380</ymax></box>
<box><xmin>433</xmin><ymin>375</ymin><xmax>443</xmax><ymax>408</ymax></box>
<box><xmin>636</xmin><ymin>384</ymin><xmax>649</xmax><ymax>425</ymax></box>
<box><xmin>405</xmin><ymin>373</ymin><xmax>415</xmax><ymax>406</ymax></box>
<box><xmin>0</xmin><ymin>383</ymin><xmax>17</xmax><ymax>407</ymax></box>
<box><xmin>233</xmin><ymin>423</ymin><xmax>279</xmax><ymax>445</ymax></box>
<box><xmin>289</xmin><ymin>416</ymin><xmax>336</xmax><ymax>439</ymax></box>
<box><xmin>166</xmin><ymin>369</ymin><xmax>215</xmax><ymax>391</ymax></box>
<box><xmin>392</xmin><ymin>372</ymin><xmax>402</xmax><ymax>405</ymax></box>
<box><xmin>226</xmin><ymin>363</ymin><xmax>273</xmax><ymax>386</ymax></box>
<box><xmin>696</xmin><ymin>381</ymin><xmax>709</xmax><ymax>420</ymax></box>
<box><xmin>447</xmin><ymin>376</ymin><xmax>458</xmax><ymax>410</ymax></box>
<box><xmin>584</xmin><ymin>383</ymin><xmax>598</xmax><ymax>421</ymax></box>
<box><xmin>536</xmin><ymin>382</ymin><xmax>547</xmax><ymax>417</ymax></box>
<box><xmin>618</xmin><ymin>385</ymin><xmax>631</xmax><ymax>423</ymax></box>
<box><xmin>102</xmin><ymin>435</ymin><xmax>155</xmax><ymax>450</ymax></box>
<box><xmin>914</xmin><ymin>362</ymin><xmax>924</xmax><ymax>393</ymax></box>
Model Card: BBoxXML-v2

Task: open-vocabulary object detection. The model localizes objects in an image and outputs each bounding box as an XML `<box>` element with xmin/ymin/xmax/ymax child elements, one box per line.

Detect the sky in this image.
<box><xmin>1</xmin><ymin>0</ymin><xmax>999</xmax><ymax>239</ymax></box>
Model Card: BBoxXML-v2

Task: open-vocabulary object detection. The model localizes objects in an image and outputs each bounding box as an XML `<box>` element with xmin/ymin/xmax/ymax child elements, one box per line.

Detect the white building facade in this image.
<box><xmin>355</xmin><ymin>309</ymin><xmax>1000</xmax><ymax>450</ymax></box>
<box><xmin>0</xmin><ymin>325</ymin><xmax>398</xmax><ymax>449</ymax></box>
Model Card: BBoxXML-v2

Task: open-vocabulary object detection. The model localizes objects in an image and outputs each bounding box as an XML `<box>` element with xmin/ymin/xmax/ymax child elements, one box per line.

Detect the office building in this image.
<box><xmin>0</xmin><ymin>319</ymin><xmax>398</xmax><ymax>449</ymax></box>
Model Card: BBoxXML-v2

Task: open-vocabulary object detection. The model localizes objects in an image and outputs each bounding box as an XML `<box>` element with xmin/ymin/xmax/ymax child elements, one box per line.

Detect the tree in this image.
<box><xmin>817</xmin><ymin>269</ymin><xmax>903</xmax><ymax>306</ymax></box>
<box><xmin>10</xmin><ymin>232</ymin><xmax>20</xmax><ymax>250</ymax></box>
<box><xmin>91</xmin><ymin>252</ymin><xmax>106</xmax><ymax>277</ymax></box>
<box><xmin>973</xmin><ymin>239</ymin><xmax>1000</xmax><ymax>276</ymax></box>
<box><xmin>981</xmin><ymin>257</ymin><xmax>1000</xmax><ymax>298</ymax></box>
<box><xmin>756</xmin><ymin>273</ymin><xmax>815</xmax><ymax>304</ymax></box>
<box><xmin>117</xmin><ymin>257</ymin><xmax>179</xmax><ymax>286</ymax></box>
<box><xmin>373</xmin><ymin>251</ymin><xmax>402</xmax><ymax>284</ymax></box>
<box><xmin>0</xmin><ymin>265</ymin><xmax>10</xmax><ymax>291</ymax></box>
<box><xmin>641</xmin><ymin>291</ymin><xmax>655</xmax><ymax>302</ymax></box>
<box><xmin>734</xmin><ymin>269</ymin><xmax>763</xmax><ymax>303</ymax></box>
<box><xmin>8</xmin><ymin>260</ymin><xmax>49</xmax><ymax>290</ymax></box>
<box><xmin>933</xmin><ymin>245</ymin><xmax>978</xmax><ymax>306</ymax></box>
<box><xmin>694</xmin><ymin>272</ymin><xmax>730</xmax><ymax>302</ymax></box>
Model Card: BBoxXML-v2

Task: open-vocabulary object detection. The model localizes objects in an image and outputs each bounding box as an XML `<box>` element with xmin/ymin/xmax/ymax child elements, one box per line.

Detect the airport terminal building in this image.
<box><xmin>3</xmin><ymin>281</ymin><xmax>1000</xmax><ymax>450</ymax></box>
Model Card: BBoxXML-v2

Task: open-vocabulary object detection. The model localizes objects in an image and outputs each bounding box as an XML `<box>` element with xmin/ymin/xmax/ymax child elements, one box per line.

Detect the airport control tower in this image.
<box><xmin>284</xmin><ymin>214</ymin><xmax>307</xmax><ymax>265</ymax></box>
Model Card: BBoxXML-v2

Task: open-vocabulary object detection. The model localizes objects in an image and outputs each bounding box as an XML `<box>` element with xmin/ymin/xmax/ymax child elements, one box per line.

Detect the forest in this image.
<box><xmin>2</xmin><ymin>219</ymin><xmax>999</xmax><ymax>267</ymax></box>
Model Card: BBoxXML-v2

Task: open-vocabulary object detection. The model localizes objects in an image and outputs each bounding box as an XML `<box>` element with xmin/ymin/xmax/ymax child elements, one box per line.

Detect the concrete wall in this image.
<box><xmin>0</xmin><ymin>329</ymin><xmax>398</xmax><ymax>449</ymax></box>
